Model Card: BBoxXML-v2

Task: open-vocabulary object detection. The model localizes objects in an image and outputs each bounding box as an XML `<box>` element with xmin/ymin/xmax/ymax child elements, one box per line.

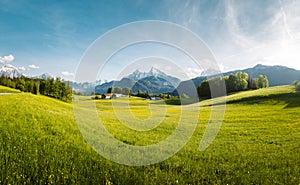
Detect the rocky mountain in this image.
<box><xmin>126</xmin><ymin>67</ymin><xmax>180</xmax><ymax>87</ymax></box>
<box><xmin>131</xmin><ymin>76</ymin><xmax>176</xmax><ymax>94</ymax></box>
<box><xmin>126</xmin><ymin>69</ymin><xmax>149</xmax><ymax>81</ymax></box>
<box><xmin>0</xmin><ymin>64</ymin><xmax>24</xmax><ymax>78</ymax></box>
<box><xmin>95</xmin><ymin>68</ymin><xmax>181</xmax><ymax>94</ymax></box>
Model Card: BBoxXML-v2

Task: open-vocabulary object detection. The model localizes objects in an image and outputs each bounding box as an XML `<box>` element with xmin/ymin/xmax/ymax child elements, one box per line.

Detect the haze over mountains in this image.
<box><xmin>1</xmin><ymin>63</ymin><xmax>300</xmax><ymax>95</ymax></box>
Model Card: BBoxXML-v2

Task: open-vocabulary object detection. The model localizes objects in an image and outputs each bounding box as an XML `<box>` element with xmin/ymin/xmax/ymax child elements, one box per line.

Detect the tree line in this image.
<box><xmin>105</xmin><ymin>87</ymin><xmax>177</xmax><ymax>99</ymax></box>
<box><xmin>107</xmin><ymin>87</ymin><xmax>132</xmax><ymax>95</ymax></box>
<box><xmin>198</xmin><ymin>72</ymin><xmax>269</xmax><ymax>97</ymax></box>
<box><xmin>106</xmin><ymin>87</ymin><xmax>150</xmax><ymax>98</ymax></box>
<box><xmin>0</xmin><ymin>76</ymin><xmax>72</xmax><ymax>102</ymax></box>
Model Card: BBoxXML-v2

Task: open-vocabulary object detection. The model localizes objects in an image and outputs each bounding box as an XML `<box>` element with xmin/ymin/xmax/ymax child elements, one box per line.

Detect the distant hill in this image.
<box><xmin>224</xmin><ymin>64</ymin><xmax>300</xmax><ymax>86</ymax></box>
<box><xmin>95</xmin><ymin>78</ymin><xmax>136</xmax><ymax>94</ymax></box>
<box><xmin>173</xmin><ymin>64</ymin><xmax>300</xmax><ymax>96</ymax></box>
<box><xmin>170</xmin><ymin>76</ymin><xmax>206</xmax><ymax>98</ymax></box>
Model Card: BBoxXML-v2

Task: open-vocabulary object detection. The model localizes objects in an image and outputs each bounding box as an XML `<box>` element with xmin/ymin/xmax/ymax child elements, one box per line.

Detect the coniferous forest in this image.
<box><xmin>0</xmin><ymin>76</ymin><xmax>72</xmax><ymax>102</ymax></box>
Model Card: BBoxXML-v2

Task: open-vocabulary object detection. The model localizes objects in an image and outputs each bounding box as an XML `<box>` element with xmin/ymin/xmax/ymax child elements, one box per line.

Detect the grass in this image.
<box><xmin>1</xmin><ymin>85</ymin><xmax>300</xmax><ymax>184</ymax></box>
<box><xmin>0</xmin><ymin>85</ymin><xmax>20</xmax><ymax>93</ymax></box>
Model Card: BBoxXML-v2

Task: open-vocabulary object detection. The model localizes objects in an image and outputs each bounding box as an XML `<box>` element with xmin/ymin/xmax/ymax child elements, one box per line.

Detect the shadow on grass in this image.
<box><xmin>283</xmin><ymin>93</ymin><xmax>300</xmax><ymax>108</ymax></box>
<box><xmin>225</xmin><ymin>92</ymin><xmax>300</xmax><ymax>109</ymax></box>
<box><xmin>163</xmin><ymin>98</ymin><xmax>204</xmax><ymax>106</ymax></box>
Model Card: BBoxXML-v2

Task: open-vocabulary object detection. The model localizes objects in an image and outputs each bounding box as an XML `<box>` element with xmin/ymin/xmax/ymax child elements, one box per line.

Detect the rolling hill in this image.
<box><xmin>1</xmin><ymin>84</ymin><xmax>300</xmax><ymax>184</ymax></box>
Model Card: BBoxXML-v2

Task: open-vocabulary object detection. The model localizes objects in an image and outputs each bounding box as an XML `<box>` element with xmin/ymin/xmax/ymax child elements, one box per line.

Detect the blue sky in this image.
<box><xmin>0</xmin><ymin>0</ymin><xmax>299</xmax><ymax>81</ymax></box>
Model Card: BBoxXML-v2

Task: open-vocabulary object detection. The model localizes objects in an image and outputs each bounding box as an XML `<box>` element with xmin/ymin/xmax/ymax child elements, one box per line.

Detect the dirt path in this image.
<box><xmin>0</xmin><ymin>93</ymin><xmax>12</xmax><ymax>96</ymax></box>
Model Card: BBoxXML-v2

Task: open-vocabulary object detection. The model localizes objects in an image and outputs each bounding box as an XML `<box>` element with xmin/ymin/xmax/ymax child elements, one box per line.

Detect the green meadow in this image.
<box><xmin>1</xmin><ymin>85</ymin><xmax>300</xmax><ymax>184</ymax></box>
<box><xmin>0</xmin><ymin>86</ymin><xmax>20</xmax><ymax>93</ymax></box>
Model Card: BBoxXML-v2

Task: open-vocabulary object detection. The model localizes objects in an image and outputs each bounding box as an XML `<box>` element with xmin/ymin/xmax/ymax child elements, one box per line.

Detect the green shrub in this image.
<box><xmin>292</xmin><ymin>80</ymin><xmax>298</xmax><ymax>86</ymax></box>
<box><xmin>295</xmin><ymin>82</ymin><xmax>300</xmax><ymax>92</ymax></box>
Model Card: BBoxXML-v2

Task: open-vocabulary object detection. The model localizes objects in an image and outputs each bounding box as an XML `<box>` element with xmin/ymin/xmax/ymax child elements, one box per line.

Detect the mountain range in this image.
<box><xmin>0</xmin><ymin>64</ymin><xmax>53</xmax><ymax>79</ymax></box>
<box><xmin>2</xmin><ymin>63</ymin><xmax>300</xmax><ymax>96</ymax></box>
<box><xmin>224</xmin><ymin>64</ymin><xmax>300</xmax><ymax>86</ymax></box>
<box><xmin>96</xmin><ymin>64</ymin><xmax>300</xmax><ymax>96</ymax></box>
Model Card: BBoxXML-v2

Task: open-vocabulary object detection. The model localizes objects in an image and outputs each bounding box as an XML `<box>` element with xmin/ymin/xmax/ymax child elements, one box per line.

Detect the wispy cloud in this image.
<box><xmin>216</xmin><ymin>0</ymin><xmax>300</xmax><ymax>70</ymax></box>
<box><xmin>28</xmin><ymin>64</ymin><xmax>39</xmax><ymax>69</ymax></box>
<box><xmin>61</xmin><ymin>71</ymin><xmax>74</xmax><ymax>77</ymax></box>
<box><xmin>164</xmin><ymin>0</ymin><xmax>207</xmax><ymax>32</ymax></box>
<box><xmin>0</xmin><ymin>54</ymin><xmax>14</xmax><ymax>63</ymax></box>
<box><xmin>224</xmin><ymin>1</ymin><xmax>257</xmax><ymax>48</ymax></box>
<box><xmin>165</xmin><ymin>0</ymin><xmax>300</xmax><ymax>71</ymax></box>
<box><xmin>279</xmin><ymin>5</ymin><xmax>290</xmax><ymax>39</ymax></box>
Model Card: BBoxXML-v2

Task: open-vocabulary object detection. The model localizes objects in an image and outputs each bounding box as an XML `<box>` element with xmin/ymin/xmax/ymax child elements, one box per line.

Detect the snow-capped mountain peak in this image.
<box><xmin>126</xmin><ymin>67</ymin><xmax>167</xmax><ymax>81</ymax></box>
<box><xmin>0</xmin><ymin>64</ymin><xmax>24</xmax><ymax>78</ymax></box>
<box><xmin>33</xmin><ymin>73</ymin><xmax>53</xmax><ymax>79</ymax></box>
<box><xmin>125</xmin><ymin>67</ymin><xmax>181</xmax><ymax>87</ymax></box>
<box><xmin>149</xmin><ymin>67</ymin><xmax>166</xmax><ymax>76</ymax></box>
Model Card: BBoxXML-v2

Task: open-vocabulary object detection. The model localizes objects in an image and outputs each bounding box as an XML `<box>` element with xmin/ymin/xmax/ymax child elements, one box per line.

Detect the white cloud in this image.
<box><xmin>61</xmin><ymin>71</ymin><xmax>74</xmax><ymax>77</ymax></box>
<box><xmin>0</xmin><ymin>54</ymin><xmax>14</xmax><ymax>63</ymax></box>
<box><xmin>28</xmin><ymin>64</ymin><xmax>39</xmax><ymax>69</ymax></box>
<box><xmin>184</xmin><ymin>67</ymin><xmax>203</xmax><ymax>79</ymax></box>
<box><xmin>18</xmin><ymin>66</ymin><xmax>26</xmax><ymax>71</ymax></box>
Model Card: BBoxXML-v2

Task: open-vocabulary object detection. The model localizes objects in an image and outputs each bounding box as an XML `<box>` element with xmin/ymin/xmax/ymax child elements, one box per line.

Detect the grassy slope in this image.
<box><xmin>1</xmin><ymin>85</ymin><xmax>300</xmax><ymax>184</ymax></box>
<box><xmin>0</xmin><ymin>85</ymin><xmax>20</xmax><ymax>93</ymax></box>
